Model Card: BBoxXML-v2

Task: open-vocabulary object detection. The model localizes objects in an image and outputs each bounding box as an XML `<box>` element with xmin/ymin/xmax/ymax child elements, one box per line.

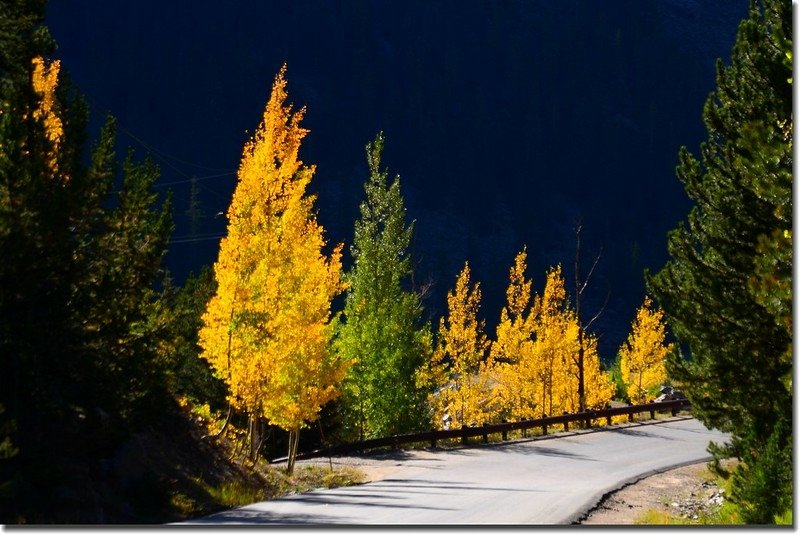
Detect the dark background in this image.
<box><xmin>45</xmin><ymin>1</ymin><xmax>746</xmax><ymax>362</ymax></box>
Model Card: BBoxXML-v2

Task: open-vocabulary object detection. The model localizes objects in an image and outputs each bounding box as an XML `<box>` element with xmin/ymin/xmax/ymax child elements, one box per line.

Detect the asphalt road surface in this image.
<box><xmin>185</xmin><ymin>417</ymin><xmax>729</xmax><ymax>525</ymax></box>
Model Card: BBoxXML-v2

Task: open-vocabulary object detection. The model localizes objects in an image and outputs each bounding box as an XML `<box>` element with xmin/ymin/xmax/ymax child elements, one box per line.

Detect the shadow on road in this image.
<box><xmin>369</xmin><ymin>478</ymin><xmax>547</xmax><ymax>493</ymax></box>
<box><xmin>189</xmin><ymin>509</ymin><xmax>343</xmax><ymax>525</ymax></box>
<box><xmin>277</xmin><ymin>493</ymin><xmax>453</xmax><ymax>511</ymax></box>
<box><xmin>606</xmin><ymin>427</ymin><xmax>678</xmax><ymax>441</ymax></box>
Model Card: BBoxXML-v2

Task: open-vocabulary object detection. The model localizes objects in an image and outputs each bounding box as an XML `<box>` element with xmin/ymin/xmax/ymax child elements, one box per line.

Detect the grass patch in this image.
<box><xmin>261</xmin><ymin>464</ymin><xmax>364</xmax><ymax>496</ymax></box>
<box><xmin>774</xmin><ymin>508</ymin><xmax>792</xmax><ymax>525</ymax></box>
<box><xmin>204</xmin><ymin>479</ymin><xmax>270</xmax><ymax>508</ymax></box>
<box><xmin>169</xmin><ymin>492</ymin><xmax>201</xmax><ymax>517</ymax></box>
<box><xmin>177</xmin><ymin>463</ymin><xmax>366</xmax><ymax>519</ymax></box>
<box><xmin>635</xmin><ymin>509</ymin><xmax>692</xmax><ymax>525</ymax></box>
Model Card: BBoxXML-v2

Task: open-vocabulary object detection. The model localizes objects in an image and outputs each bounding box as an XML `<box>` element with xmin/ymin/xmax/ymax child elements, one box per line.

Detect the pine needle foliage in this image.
<box><xmin>647</xmin><ymin>0</ymin><xmax>792</xmax><ymax>522</ymax></box>
<box><xmin>335</xmin><ymin>133</ymin><xmax>431</xmax><ymax>441</ymax></box>
<box><xmin>0</xmin><ymin>2</ymin><xmax>174</xmax><ymax>520</ymax></box>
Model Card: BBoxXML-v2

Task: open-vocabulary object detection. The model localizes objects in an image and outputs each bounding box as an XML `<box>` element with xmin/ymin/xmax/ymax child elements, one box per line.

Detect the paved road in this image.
<box><xmin>186</xmin><ymin>417</ymin><xmax>728</xmax><ymax>525</ymax></box>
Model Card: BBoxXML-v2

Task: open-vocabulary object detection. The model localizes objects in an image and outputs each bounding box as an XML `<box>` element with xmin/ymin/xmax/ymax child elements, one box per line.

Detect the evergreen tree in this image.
<box><xmin>0</xmin><ymin>2</ymin><xmax>173</xmax><ymax>520</ymax></box>
<box><xmin>158</xmin><ymin>267</ymin><xmax>226</xmax><ymax>410</ymax></box>
<box><xmin>335</xmin><ymin>133</ymin><xmax>431</xmax><ymax>441</ymax></box>
<box><xmin>647</xmin><ymin>0</ymin><xmax>791</xmax><ymax>523</ymax></box>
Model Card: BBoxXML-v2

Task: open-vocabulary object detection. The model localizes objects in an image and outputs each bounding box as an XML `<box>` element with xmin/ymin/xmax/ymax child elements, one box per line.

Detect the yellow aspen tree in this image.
<box><xmin>579</xmin><ymin>333</ymin><xmax>615</xmax><ymax>410</ymax></box>
<box><xmin>418</xmin><ymin>262</ymin><xmax>495</xmax><ymax>429</ymax></box>
<box><xmin>30</xmin><ymin>56</ymin><xmax>64</xmax><ymax>175</ymax></box>
<box><xmin>532</xmin><ymin>265</ymin><xmax>573</xmax><ymax>417</ymax></box>
<box><xmin>199</xmin><ymin>65</ymin><xmax>346</xmax><ymax>473</ymax></box>
<box><xmin>491</xmin><ymin>248</ymin><xmax>541</xmax><ymax>420</ymax></box>
<box><xmin>558</xmin><ymin>327</ymin><xmax>615</xmax><ymax>412</ymax></box>
<box><xmin>533</xmin><ymin>265</ymin><xmax>613</xmax><ymax>416</ymax></box>
<box><xmin>619</xmin><ymin>297</ymin><xmax>673</xmax><ymax>404</ymax></box>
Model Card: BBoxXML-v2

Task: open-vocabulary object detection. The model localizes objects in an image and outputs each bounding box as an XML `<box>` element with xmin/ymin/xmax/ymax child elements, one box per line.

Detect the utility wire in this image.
<box><xmin>81</xmin><ymin>92</ymin><xmax>237</xmax><ymax>202</ymax></box>
<box><xmin>78</xmin><ymin>92</ymin><xmax>242</xmax><ymax>249</ymax></box>
<box><xmin>156</xmin><ymin>171</ymin><xmax>236</xmax><ymax>187</ymax></box>
<box><xmin>169</xmin><ymin>233</ymin><xmax>226</xmax><ymax>245</ymax></box>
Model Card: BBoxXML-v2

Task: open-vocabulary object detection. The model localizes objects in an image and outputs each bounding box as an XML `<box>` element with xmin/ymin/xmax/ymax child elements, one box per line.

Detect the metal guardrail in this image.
<box><xmin>271</xmin><ymin>398</ymin><xmax>691</xmax><ymax>463</ymax></box>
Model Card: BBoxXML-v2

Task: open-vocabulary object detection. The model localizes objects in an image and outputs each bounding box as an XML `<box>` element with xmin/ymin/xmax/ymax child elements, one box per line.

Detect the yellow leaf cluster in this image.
<box><xmin>492</xmin><ymin>255</ymin><xmax>614</xmax><ymax>421</ymax></box>
<box><xmin>419</xmin><ymin>262</ymin><xmax>495</xmax><ymax>429</ymax></box>
<box><xmin>491</xmin><ymin>248</ymin><xmax>540</xmax><ymax>420</ymax></box>
<box><xmin>31</xmin><ymin>56</ymin><xmax>64</xmax><ymax>176</ymax></box>
<box><xmin>619</xmin><ymin>297</ymin><xmax>672</xmax><ymax>404</ymax></box>
<box><xmin>199</xmin><ymin>65</ymin><xmax>346</xmax><ymax>433</ymax></box>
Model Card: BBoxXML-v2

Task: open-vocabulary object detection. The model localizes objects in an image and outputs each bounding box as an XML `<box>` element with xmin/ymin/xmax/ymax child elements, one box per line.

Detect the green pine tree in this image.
<box><xmin>647</xmin><ymin>0</ymin><xmax>791</xmax><ymax>523</ymax></box>
<box><xmin>0</xmin><ymin>2</ymin><xmax>173</xmax><ymax>521</ymax></box>
<box><xmin>335</xmin><ymin>133</ymin><xmax>432</xmax><ymax>441</ymax></box>
<box><xmin>159</xmin><ymin>266</ymin><xmax>227</xmax><ymax>410</ymax></box>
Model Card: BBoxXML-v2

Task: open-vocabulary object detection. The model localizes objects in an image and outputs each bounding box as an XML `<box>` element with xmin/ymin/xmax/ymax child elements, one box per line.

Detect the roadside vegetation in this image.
<box><xmin>635</xmin><ymin>460</ymin><xmax>792</xmax><ymax>526</ymax></box>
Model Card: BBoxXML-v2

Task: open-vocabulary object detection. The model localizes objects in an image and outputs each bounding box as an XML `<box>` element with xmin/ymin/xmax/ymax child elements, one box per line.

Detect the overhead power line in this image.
<box><xmin>169</xmin><ymin>233</ymin><xmax>226</xmax><ymax>245</ymax></box>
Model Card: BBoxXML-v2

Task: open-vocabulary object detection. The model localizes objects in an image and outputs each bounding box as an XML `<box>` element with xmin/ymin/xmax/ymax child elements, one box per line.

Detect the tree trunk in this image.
<box><xmin>359</xmin><ymin>380</ymin><xmax>365</xmax><ymax>443</ymax></box>
<box><xmin>206</xmin><ymin>403</ymin><xmax>233</xmax><ymax>439</ymax></box>
<box><xmin>575</xmin><ymin>225</ymin><xmax>585</xmax><ymax>415</ymax></box>
<box><xmin>577</xmin><ymin>326</ymin><xmax>586</xmax><ymax>414</ymax></box>
<box><xmin>286</xmin><ymin>428</ymin><xmax>300</xmax><ymax>475</ymax></box>
<box><xmin>248</xmin><ymin>414</ymin><xmax>260</xmax><ymax>462</ymax></box>
<box><xmin>574</xmin><ymin>219</ymin><xmax>605</xmax><ymax>416</ymax></box>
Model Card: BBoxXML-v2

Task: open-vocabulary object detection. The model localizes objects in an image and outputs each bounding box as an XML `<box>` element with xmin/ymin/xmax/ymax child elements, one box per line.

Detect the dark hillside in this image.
<box><xmin>45</xmin><ymin>1</ymin><xmax>746</xmax><ymax>359</ymax></box>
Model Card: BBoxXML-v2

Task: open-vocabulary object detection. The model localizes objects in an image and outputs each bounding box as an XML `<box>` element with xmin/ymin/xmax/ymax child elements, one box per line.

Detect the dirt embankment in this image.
<box><xmin>579</xmin><ymin>460</ymin><xmax>735</xmax><ymax>525</ymax></box>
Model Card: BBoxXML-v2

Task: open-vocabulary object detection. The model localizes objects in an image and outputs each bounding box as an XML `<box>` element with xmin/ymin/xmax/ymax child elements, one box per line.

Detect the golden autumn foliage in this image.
<box><xmin>619</xmin><ymin>297</ymin><xmax>672</xmax><ymax>404</ymax></box>
<box><xmin>532</xmin><ymin>265</ymin><xmax>575</xmax><ymax>416</ymax></box>
<box><xmin>490</xmin><ymin>248</ymin><xmax>540</xmax><ymax>420</ymax></box>
<box><xmin>199</xmin><ymin>65</ymin><xmax>346</xmax><ymax>468</ymax></box>
<box><xmin>31</xmin><ymin>56</ymin><xmax>64</xmax><ymax>175</ymax></box>
<box><xmin>491</xmin><ymin>258</ymin><xmax>614</xmax><ymax>421</ymax></box>
<box><xmin>418</xmin><ymin>262</ymin><xmax>495</xmax><ymax>429</ymax></box>
<box><xmin>538</xmin><ymin>265</ymin><xmax>614</xmax><ymax>415</ymax></box>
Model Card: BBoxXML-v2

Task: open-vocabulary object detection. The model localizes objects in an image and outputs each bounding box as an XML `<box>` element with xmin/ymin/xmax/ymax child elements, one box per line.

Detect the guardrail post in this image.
<box><xmin>628</xmin><ymin>411</ymin><xmax>634</xmax><ymax>422</ymax></box>
<box><xmin>606</xmin><ymin>414</ymin><xmax>612</xmax><ymax>426</ymax></box>
<box><xmin>501</xmin><ymin>420</ymin><xmax>508</xmax><ymax>441</ymax></box>
<box><xmin>563</xmin><ymin>412</ymin><xmax>569</xmax><ymax>432</ymax></box>
<box><xmin>522</xmin><ymin>418</ymin><xmax>527</xmax><ymax>438</ymax></box>
<box><xmin>482</xmin><ymin>423</ymin><xmax>489</xmax><ymax>444</ymax></box>
<box><xmin>649</xmin><ymin>409</ymin><xmax>655</xmax><ymax>420</ymax></box>
<box><xmin>430</xmin><ymin>430</ymin><xmax>437</xmax><ymax>449</ymax></box>
<box><xmin>541</xmin><ymin>415</ymin><xmax>547</xmax><ymax>436</ymax></box>
<box><xmin>461</xmin><ymin>425</ymin><xmax>468</xmax><ymax>446</ymax></box>
<box><xmin>671</xmin><ymin>405</ymin><xmax>678</xmax><ymax>417</ymax></box>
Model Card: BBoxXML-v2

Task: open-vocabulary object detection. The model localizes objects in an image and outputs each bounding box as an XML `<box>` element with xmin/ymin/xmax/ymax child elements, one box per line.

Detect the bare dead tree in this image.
<box><xmin>573</xmin><ymin>218</ymin><xmax>610</xmax><ymax>414</ymax></box>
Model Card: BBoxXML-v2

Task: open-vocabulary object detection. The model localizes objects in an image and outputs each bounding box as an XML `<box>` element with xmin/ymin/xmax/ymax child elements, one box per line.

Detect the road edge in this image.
<box><xmin>564</xmin><ymin>456</ymin><xmax>715</xmax><ymax>525</ymax></box>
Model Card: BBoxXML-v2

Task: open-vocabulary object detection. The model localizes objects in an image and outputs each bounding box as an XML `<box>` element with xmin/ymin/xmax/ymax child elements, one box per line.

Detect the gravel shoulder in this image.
<box><xmin>580</xmin><ymin>459</ymin><xmax>735</xmax><ymax>525</ymax></box>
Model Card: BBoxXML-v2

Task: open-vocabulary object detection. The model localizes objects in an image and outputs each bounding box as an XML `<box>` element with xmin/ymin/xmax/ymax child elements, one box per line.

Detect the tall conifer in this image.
<box><xmin>336</xmin><ymin>133</ymin><xmax>431</xmax><ymax>441</ymax></box>
<box><xmin>0</xmin><ymin>2</ymin><xmax>173</xmax><ymax>520</ymax></box>
<box><xmin>647</xmin><ymin>0</ymin><xmax>792</xmax><ymax>522</ymax></box>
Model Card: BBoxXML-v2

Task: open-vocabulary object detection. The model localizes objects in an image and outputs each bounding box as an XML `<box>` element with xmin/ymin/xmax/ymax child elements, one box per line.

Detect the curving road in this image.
<box><xmin>185</xmin><ymin>417</ymin><xmax>729</xmax><ymax>525</ymax></box>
